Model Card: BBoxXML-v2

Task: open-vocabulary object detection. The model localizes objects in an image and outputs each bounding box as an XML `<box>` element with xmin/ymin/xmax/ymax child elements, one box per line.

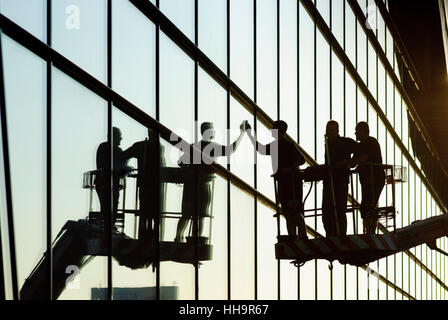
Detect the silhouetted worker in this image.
<box><xmin>247</xmin><ymin>120</ymin><xmax>308</xmax><ymax>239</ymax></box>
<box><xmin>322</xmin><ymin>120</ymin><xmax>358</xmax><ymax>236</ymax></box>
<box><xmin>174</xmin><ymin>121</ymin><xmax>246</xmax><ymax>242</ymax></box>
<box><xmin>96</xmin><ymin>127</ymin><xmax>132</xmax><ymax>231</ymax></box>
<box><xmin>123</xmin><ymin>127</ymin><xmax>165</xmax><ymax>242</ymax></box>
<box><xmin>351</xmin><ymin>121</ymin><xmax>385</xmax><ymax>234</ymax></box>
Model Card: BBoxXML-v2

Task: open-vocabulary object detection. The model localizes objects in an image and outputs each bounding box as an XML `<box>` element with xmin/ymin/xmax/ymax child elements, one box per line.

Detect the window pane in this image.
<box><xmin>199</xmin><ymin>175</ymin><xmax>228</xmax><ymax>299</ymax></box>
<box><xmin>316</xmin><ymin>31</ymin><xmax>330</xmax><ymax>164</ymax></box>
<box><xmin>52</xmin><ymin>67</ymin><xmax>108</xmax><ymax>300</ymax></box>
<box><xmin>332</xmin><ymin>53</ymin><xmax>344</xmax><ymax>127</ymax></box>
<box><xmin>160</xmin><ymin>0</ymin><xmax>194</xmax><ymax>42</ymax></box>
<box><xmin>2</xmin><ymin>35</ymin><xmax>46</xmax><ymax>296</ymax></box>
<box><xmin>111</xmin><ymin>107</ymin><xmax>157</xmax><ymax>299</ymax></box>
<box><xmin>230</xmin><ymin>0</ymin><xmax>254</xmax><ymax>99</ymax></box>
<box><xmin>159</xmin><ymin>137</ymin><xmax>195</xmax><ymax>300</ymax></box>
<box><xmin>113</xmin><ymin>0</ymin><xmax>156</xmax><ymax>117</ymax></box>
<box><xmin>299</xmin><ymin>4</ymin><xmax>315</xmax><ymax>155</ymax></box>
<box><xmin>345</xmin><ymin>4</ymin><xmax>356</xmax><ymax>65</ymax></box>
<box><xmin>230</xmin><ymin>185</ymin><xmax>254</xmax><ymax>299</ymax></box>
<box><xmin>198</xmin><ymin>0</ymin><xmax>227</xmax><ymax>72</ymax></box>
<box><xmin>52</xmin><ymin>0</ymin><xmax>107</xmax><ymax>83</ymax></box>
<box><xmin>258</xmin><ymin>203</ymin><xmax>278</xmax><ymax>300</ymax></box>
<box><xmin>280</xmin><ymin>0</ymin><xmax>298</xmax><ymax>141</ymax></box>
<box><xmin>357</xmin><ymin>22</ymin><xmax>367</xmax><ymax>84</ymax></box>
<box><xmin>229</xmin><ymin>98</ymin><xmax>254</xmax><ymax>186</ymax></box>
<box><xmin>331</xmin><ymin>0</ymin><xmax>344</xmax><ymax>46</ymax></box>
<box><xmin>257</xmin><ymin>0</ymin><xmax>277</xmax><ymax>120</ymax></box>
<box><xmin>0</xmin><ymin>0</ymin><xmax>46</xmax><ymax>41</ymax></box>
<box><xmin>160</xmin><ymin>32</ymin><xmax>194</xmax><ymax>143</ymax></box>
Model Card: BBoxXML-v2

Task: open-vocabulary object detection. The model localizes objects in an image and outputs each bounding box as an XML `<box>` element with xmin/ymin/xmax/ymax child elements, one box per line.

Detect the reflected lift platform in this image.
<box><xmin>274</xmin><ymin>164</ymin><xmax>448</xmax><ymax>267</ymax></box>
<box><xmin>20</xmin><ymin>166</ymin><xmax>214</xmax><ymax>300</ymax></box>
<box><xmin>82</xmin><ymin>168</ymin><xmax>214</xmax><ymax>266</ymax></box>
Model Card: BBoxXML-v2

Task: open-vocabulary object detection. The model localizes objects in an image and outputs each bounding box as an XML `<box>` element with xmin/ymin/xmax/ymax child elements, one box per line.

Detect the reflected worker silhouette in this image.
<box><xmin>175</xmin><ymin>121</ymin><xmax>246</xmax><ymax>242</ymax></box>
<box><xmin>351</xmin><ymin>121</ymin><xmax>385</xmax><ymax>234</ymax></box>
<box><xmin>322</xmin><ymin>120</ymin><xmax>358</xmax><ymax>237</ymax></box>
<box><xmin>123</xmin><ymin>127</ymin><xmax>165</xmax><ymax>242</ymax></box>
<box><xmin>95</xmin><ymin>127</ymin><xmax>132</xmax><ymax>231</ymax></box>
<box><xmin>247</xmin><ymin>120</ymin><xmax>308</xmax><ymax>239</ymax></box>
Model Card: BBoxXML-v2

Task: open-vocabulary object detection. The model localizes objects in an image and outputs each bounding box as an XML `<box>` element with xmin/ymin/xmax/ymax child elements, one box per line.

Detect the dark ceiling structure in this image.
<box><xmin>389</xmin><ymin>0</ymin><xmax>448</xmax><ymax>172</ymax></box>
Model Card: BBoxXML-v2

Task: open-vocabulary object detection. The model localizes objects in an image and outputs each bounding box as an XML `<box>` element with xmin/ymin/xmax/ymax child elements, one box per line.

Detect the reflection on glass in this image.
<box><xmin>160</xmin><ymin>32</ymin><xmax>194</xmax><ymax>143</ymax></box>
<box><xmin>51</xmin><ymin>67</ymin><xmax>108</xmax><ymax>300</ymax></box>
<box><xmin>257</xmin><ymin>203</ymin><xmax>277</xmax><ymax>300</ymax></box>
<box><xmin>230</xmin><ymin>0</ymin><xmax>254</xmax><ymax>99</ymax></box>
<box><xmin>299</xmin><ymin>4</ymin><xmax>315</xmax><ymax>155</ymax></box>
<box><xmin>317</xmin><ymin>259</ymin><xmax>331</xmax><ymax>299</ymax></box>
<box><xmin>160</xmin><ymin>0</ymin><xmax>194</xmax><ymax>42</ymax></box>
<box><xmin>332</xmin><ymin>53</ymin><xmax>344</xmax><ymax>129</ymax></box>
<box><xmin>2</xmin><ymin>35</ymin><xmax>46</xmax><ymax>295</ymax></box>
<box><xmin>256</xmin><ymin>120</ymin><xmax>275</xmax><ymax>201</ymax></box>
<box><xmin>299</xmin><ymin>259</ymin><xmax>315</xmax><ymax>299</ymax></box>
<box><xmin>316</xmin><ymin>31</ymin><xmax>330</xmax><ymax>164</ymax></box>
<box><xmin>159</xmin><ymin>137</ymin><xmax>194</xmax><ymax>300</ymax></box>
<box><xmin>257</xmin><ymin>0</ymin><xmax>277</xmax><ymax>120</ymax></box>
<box><xmin>113</xmin><ymin>0</ymin><xmax>156</xmax><ymax>117</ymax></box>
<box><xmin>198</xmin><ymin>68</ymin><xmax>227</xmax><ymax>169</ymax></box>
<box><xmin>52</xmin><ymin>0</ymin><xmax>107</xmax><ymax>83</ymax></box>
<box><xmin>198</xmin><ymin>0</ymin><xmax>227</xmax><ymax>72</ymax></box>
<box><xmin>229</xmin><ymin>97</ymin><xmax>254</xmax><ymax>186</ymax></box>
<box><xmin>110</xmin><ymin>107</ymin><xmax>158</xmax><ymax>299</ymax></box>
<box><xmin>279</xmin><ymin>0</ymin><xmax>298</xmax><ymax>138</ymax></box>
<box><xmin>230</xmin><ymin>185</ymin><xmax>254</xmax><ymax>299</ymax></box>
<box><xmin>0</xmin><ymin>110</ymin><xmax>13</xmax><ymax>300</ymax></box>
<box><xmin>368</xmin><ymin>40</ymin><xmax>377</xmax><ymax>99</ymax></box>
<box><xmin>316</xmin><ymin>0</ymin><xmax>330</xmax><ymax>26</ymax></box>
<box><xmin>331</xmin><ymin>0</ymin><xmax>344</xmax><ymax>47</ymax></box>
<box><xmin>0</xmin><ymin>0</ymin><xmax>46</xmax><ymax>41</ymax></box>
<box><xmin>198</xmin><ymin>176</ymin><xmax>227</xmax><ymax>300</ymax></box>
<box><xmin>357</xmin><ymin>21</ymin><xmax>367</xmax><ymax>83</ymax></box>
<box><xmin>345</xmin><ymin>5</ymin><xmax>356</xmax><ymax>66</ymax></box>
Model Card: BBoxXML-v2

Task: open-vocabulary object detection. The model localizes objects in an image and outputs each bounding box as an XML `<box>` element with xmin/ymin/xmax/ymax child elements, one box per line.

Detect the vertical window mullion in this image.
<box><xmin>253</xmin><ymin>0</ymin><xmax>258</xmax><ymax>302</ymax></box>
<box><xmin>46</xmin><ymin>0</ymin><xmax>53</xmax><ymax>301</ymax></box>
<box><xmin>297</xmin><ymin>1</ymin><xmax>301</xmax><ymax>300</ymax></box>
<box><xmin>107</xmin><ymin>0</ymin><xmax>113</xmax><ymax>301</ymax></box>
<box><xmin>329</xmin><ymin>0</ymin><xmax>333</xmax><ymax>301</ymax></box>
<box><xmin>194</xmin><ymin>0</ymin><xmax>199</xmax><ymax>301</ymax></box>
<box><xmin>226</xmin><ymin>0</ymin><xmax>231</xmax><ymax>301</ymax></box>
<box><xmin>0</xmin><ymin>28</ymin><xmax>19</xmax><ymax>301</ymax></box>
<box><xmin>276</xmin><ymin>0</ymin><xmax>281</xmax><ymax>301</ymax></box>
<box><xmin>155</xmin><ymin>0</ymin><xmax>161</xmax><ymax>300</ymax></box>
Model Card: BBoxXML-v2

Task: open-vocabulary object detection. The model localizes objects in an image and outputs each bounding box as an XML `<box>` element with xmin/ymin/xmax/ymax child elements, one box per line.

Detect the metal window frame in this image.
<box><xmin>0</xmin><ymin>0</ymin><xmax>446</xmax><ymax>300</ymax></box>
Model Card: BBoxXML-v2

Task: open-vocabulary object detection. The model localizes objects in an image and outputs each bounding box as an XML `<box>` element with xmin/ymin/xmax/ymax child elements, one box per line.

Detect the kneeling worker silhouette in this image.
<box><xmin>247</xmin><ymin>121</ymin><xmax>308</xmax><ymax>239</ymax></box>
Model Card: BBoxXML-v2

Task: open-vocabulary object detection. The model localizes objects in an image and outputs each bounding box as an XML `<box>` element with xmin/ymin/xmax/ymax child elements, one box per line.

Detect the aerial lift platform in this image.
<box><xmin>20</xmin><ymin>166</ymin><xmax>214</xmax><ymax>300</ymax></box>
<box><xmin>274</xmin><ymin>164</ymin><xmax>448</xmax><ymax>267</ymax></box>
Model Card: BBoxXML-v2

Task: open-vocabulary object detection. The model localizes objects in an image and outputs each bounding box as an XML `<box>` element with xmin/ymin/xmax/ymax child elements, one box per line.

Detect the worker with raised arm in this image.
<box><xmin>246</xmin><ymin>120</ymin><xmax>308</xmax><ymax>239</ymax></box>
<box><xmin>175</xmin><ymin>121</ymin><xmax>246</xmax><ymax>242</ymax></box>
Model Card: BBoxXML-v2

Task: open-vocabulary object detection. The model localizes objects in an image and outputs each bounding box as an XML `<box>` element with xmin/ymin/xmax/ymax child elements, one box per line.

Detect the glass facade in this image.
<box><xmin>0</xmin><ymin>0</ymin><xmax>446</xmax><ymax>300</ymax></box>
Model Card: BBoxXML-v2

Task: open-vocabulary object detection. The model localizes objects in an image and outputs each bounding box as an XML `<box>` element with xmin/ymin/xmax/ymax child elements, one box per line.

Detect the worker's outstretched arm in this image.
<box><xmin>246</xmin><ymin>128</ymin><xmax>270</xmax><ymax>155</ymax></box>
<box><xmin>225</xmin><ymin>121</ymin><xmax>246</xmax><ymax>155</ymax></box>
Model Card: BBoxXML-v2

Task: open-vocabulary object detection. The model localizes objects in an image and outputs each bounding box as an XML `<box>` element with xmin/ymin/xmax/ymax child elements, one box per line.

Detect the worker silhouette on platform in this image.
<box><xmin>247</xmin><ymin>120</ymin><xmax>308</xmax><ymax>239</ymax></box>
<box><xmin>322</xmin><ymin>120</ymin><xmax>358</xmax><ymax>237</ymax></box>
<box><xmin>122</xmin><ymin>127</ymin><xmax>166</xmax><ymax>242</ymax></box>
<box><xmin>174</xmin><ymin>121</ymin><xmax>246</xmax><ymax>242</ymax></box>
<box><xmin>351</xmin><ymin>121</ymin><xmax>386</xmax><ymax>234</ymax></box>
<box><xmin>95</xmin><ymin>127</ymin><xmax>132</xmax><ymax>232</ymax></box>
